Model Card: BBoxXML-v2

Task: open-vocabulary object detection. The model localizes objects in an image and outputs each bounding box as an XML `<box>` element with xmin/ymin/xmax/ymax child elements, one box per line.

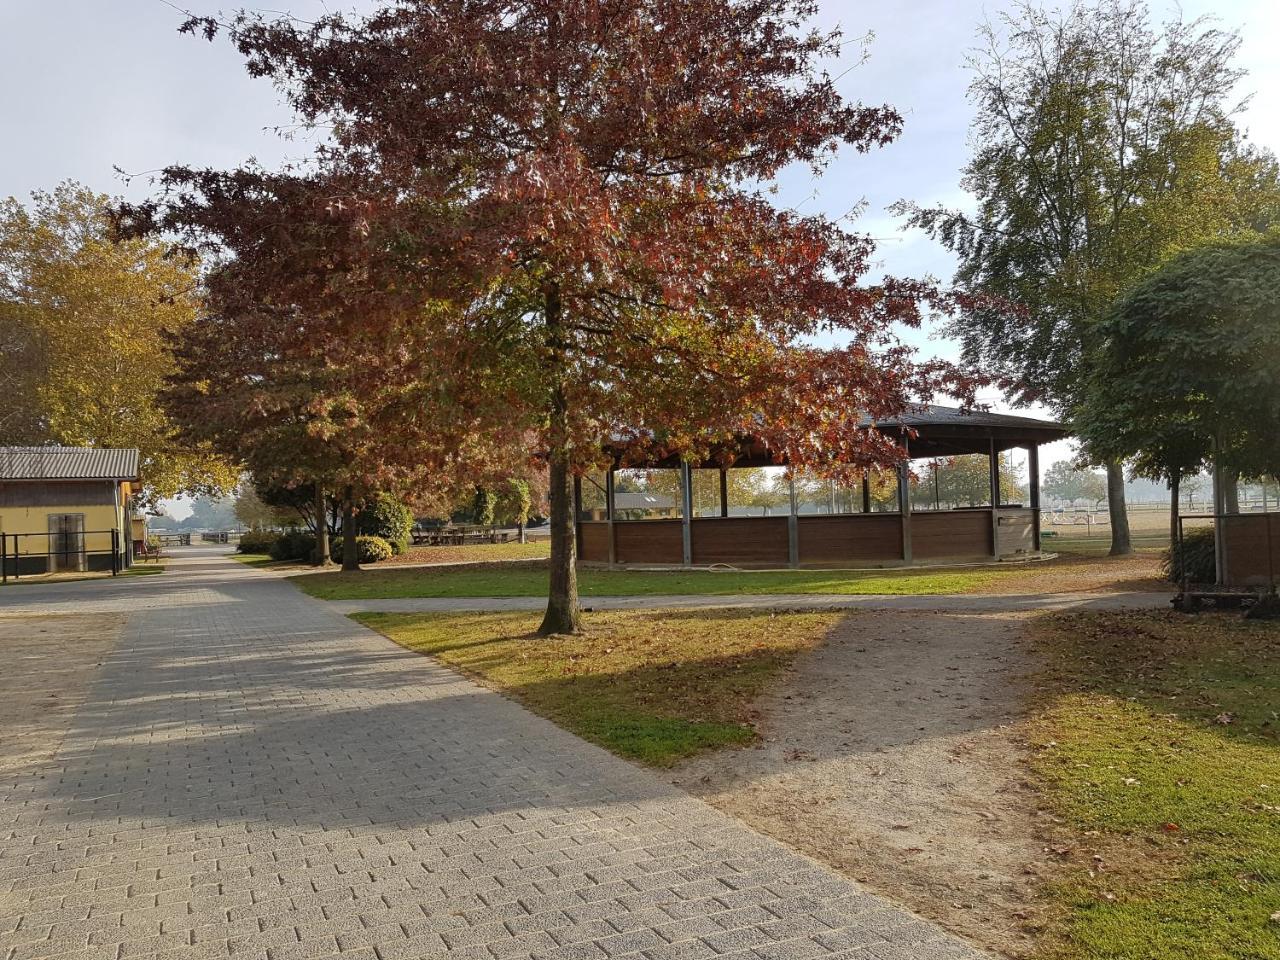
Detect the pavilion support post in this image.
<box><xmin>989</xmin><ymin>439</ymin><xmax>1001</xmax><ymax>559</ymax></box>
<box><xmin>680</xmin><ymin>463</ymin><xmax>693</xmax><ymax>567</ymax></box>
<box><xmin>719</xmin><ymin>468</ymin><xmax>729</xmax><ymax>518</ymax></box>
<box><xmin>605</xmin><ymin>468</ymin><xmax>617</xmax><ymax>568</ymax></box>
<box><xmin>1213</xmin><ymin>433</ymin><xmax>1227</xmax><ymax>585</ymax></box>
<box><xmin>898</xmin><ymin>461</ymin><xmax>912</xmax><ymax>564</ymax></box>
<box><xmin>787</xmin><ymin>476</ymin><xmax>799</xmax><ymax>568</ymax></box>
<box><xmin>573</xmin><ymin>475</ymin><xmax>583</xmax><ymax>564</ymax></box>
<box><xmin>1028</xmin><ymin>444</ymin><xmax>1042</xmax><ymax>552</ymax></box>
<box><xmin>862</xmin><ymin>473</ymin><xmax>872</xmax><ymax>514</ymax></box>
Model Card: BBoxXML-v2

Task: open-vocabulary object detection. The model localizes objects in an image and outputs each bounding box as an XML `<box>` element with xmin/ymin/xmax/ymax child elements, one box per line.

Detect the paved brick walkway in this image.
<box><xmin>0</xmin><ymin>548</ymin><xmax>985</xmax><ymax>960</ymax></box>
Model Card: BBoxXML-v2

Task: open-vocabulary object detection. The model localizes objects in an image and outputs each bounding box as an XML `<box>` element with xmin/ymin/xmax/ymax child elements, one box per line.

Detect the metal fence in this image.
<box><xmin>1</xmin><ymin>529</ymin><xmax>124</xmax><ymax>582</ymax></box>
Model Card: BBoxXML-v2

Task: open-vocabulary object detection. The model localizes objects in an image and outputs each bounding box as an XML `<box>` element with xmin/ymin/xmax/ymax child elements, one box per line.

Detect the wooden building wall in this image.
<box><xmin>1221</xmin><ymin>514</ymin><xmax>1280</xmax><ymax>587</ymax></box>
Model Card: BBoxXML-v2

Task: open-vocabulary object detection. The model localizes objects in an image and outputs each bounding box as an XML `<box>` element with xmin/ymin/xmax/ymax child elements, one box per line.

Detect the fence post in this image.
<box><xmin>111</xmin><ymin>529</ymin><xmax>119</xmax><ymax>576</ymax></box>
<box><xmin>12</xmin><ymin>534</ymin><xmax>18</xmax><ymax>580</ymax></box>
<box><xmin>2</xmin><ymin>532</ymin><xmax>6</xmax><ymax>584</ymax></box>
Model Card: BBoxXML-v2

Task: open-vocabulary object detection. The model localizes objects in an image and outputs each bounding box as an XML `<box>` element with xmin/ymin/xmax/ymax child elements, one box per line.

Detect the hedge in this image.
<box><xmin>330</xmin><ymin>535</ymin><xmax>394</xmax><ymax>564</ymax></box>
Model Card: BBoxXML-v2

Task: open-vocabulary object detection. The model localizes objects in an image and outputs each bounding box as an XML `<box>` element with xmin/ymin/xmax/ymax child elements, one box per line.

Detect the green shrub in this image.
<box><xmin>270</xmin><ymin>531</ymin><xmax>317</xmax><ymax>562</ymax></box>
<box><xmin>1162</xmin><ymin>527</ymin><xmax>1217</xmax><ymax>584</ymax></box>
<box><xmin>330</xmin><ymin>535</ymin><xmax>394</xmax><ymax>564</ymax></box>
<box><xmin>237</xmin><ymin>531</ymin><xmax>280</xmax><ymax>554</ymax></box>
<box><xmin>357</xmin><ymin>495</ymin><xmax>413</xmax><ymax>554</ymax></box>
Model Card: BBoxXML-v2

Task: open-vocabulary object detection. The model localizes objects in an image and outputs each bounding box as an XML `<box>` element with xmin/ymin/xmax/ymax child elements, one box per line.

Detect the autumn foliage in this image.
<box><xmin>125</xmin><ymin>1</ymin><xmax>978</xmax><ymax>631</ymax></box>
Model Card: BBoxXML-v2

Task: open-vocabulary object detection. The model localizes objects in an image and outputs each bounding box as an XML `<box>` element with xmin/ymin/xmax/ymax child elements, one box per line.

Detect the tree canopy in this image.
<box><xmin>898</xmin><ymin>0</ymin><xmax>1280</xmax><ymax>553</ymax></box>
<box><xmin>1078</xmin><ymin>232</ymin><xmax>1280</xmax><ymax>490</ymax></box>
<box><xmin>127</xmin><ymin>1</ymin><xmax>978</xmax><ymax>632</ymax></box>
<box><xmin>0</xmin><ymin>182</ymin><xmax>236</xmax><ymax>502</ymax></box>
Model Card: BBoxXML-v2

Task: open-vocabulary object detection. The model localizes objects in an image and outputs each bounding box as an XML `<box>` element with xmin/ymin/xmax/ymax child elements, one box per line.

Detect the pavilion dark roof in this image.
<box><xmin>0</xmin><ymin>446</ymin><xmax>141</xmax><ymax>482</ymax></box>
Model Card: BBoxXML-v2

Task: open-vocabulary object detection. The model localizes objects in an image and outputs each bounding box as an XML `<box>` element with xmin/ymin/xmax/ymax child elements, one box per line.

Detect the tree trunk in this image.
<box><xmin>538</xmin><ymin>282</ymin><xmax>582</xmax><ymax>636</ymax></box>
<box><xmin>1224</xmin><ymin>471</ymin><xmax>1240</xmax><ymax>514</ymax></box>
<box><xmin>518</xmin><ymin>519</ymin><xmax>526</xmax><ymax>544</ymax></box>
<box><xmin>1169</xmin><ymin>473</ymin><xmax>1181</xmax><ymax>547</ymax></box>
<box><xmin>342</xmin><ymin>488</ymin><xmax>360</xmax><ymax>572</ymax></box>
<box><xmin>311</xmin><ymin>485</ymin><xmax>330</xmax><ymax>566</ymax></box>
<box><xmin>1106</xmin><ymin>460</ymin><xmax>1132</xmax><ymax>556</ymax></box>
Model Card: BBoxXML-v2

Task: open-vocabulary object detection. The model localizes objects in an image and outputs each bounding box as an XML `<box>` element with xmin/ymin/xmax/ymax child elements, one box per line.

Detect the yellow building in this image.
<box><xmin>0</xmin><ymin>447</ymin><xmax>140</xmax><ymax>576</ymax></box>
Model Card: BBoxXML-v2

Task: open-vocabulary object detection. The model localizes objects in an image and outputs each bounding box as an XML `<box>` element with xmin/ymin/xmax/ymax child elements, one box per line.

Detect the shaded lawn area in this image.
<box><xmin>234</xmin><ymin>553</ymin><xmax>285</xmax><ymax>569</ymax></box>
<box><xmin>298</xmin><ymin>564</ymin><xmax>1012</xmax><ymax>600</ymax></box>
<box><xmin>354</xmin><ymin>608</ymin><xmax>841</xmax><ymax>766</ymax></box>
<box><xmin>1028</xmin><ymin>611</ymin><xmax>1280</xmax><ymax>959</ymax></box>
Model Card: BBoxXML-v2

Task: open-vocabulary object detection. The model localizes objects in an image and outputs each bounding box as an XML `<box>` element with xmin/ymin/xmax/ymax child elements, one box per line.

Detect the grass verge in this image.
<box><xmin>234</xmin><ymin>553</ymin><xmax>290</xmax><ymax>569</ymax></box>
<box><xmin>1028</xmin><ymin>611</ymin><xmax>1280</xmax><ymax>959</ymax></box>
<box><xmin>354</xmin><ymin>608</ymin><xmax>841</xmax><ymax>766</ymax></box>
<box><xmin>299</xmin><ymin>564</ymin><xmax>1011</xmax><ymax>601</ymax></box>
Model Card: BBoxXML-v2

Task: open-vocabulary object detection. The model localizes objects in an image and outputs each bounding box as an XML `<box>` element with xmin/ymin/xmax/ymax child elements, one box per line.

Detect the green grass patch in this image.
<box><xmin>354</xmin><ymin>608</ymin><xmax>841</xmax><ymax>766</ymax></box>
<box><xmin>121</xmin><ymin>564</ymin><xmax>164</xmax><ymax>576</ymax></box>
<box><xmin>1028</xmin><ymin>611</ymin><xmax>1280</xmax><ymax>959</ymax></box>
<box><xmin>234</xmin><ymin>553</ymin><xmax>291</xmax><ymax>569</ymax></box>
<box><xmin>297</xmin><ymin>563</ymin><xmax>1009</xmax><ymax>601</ymax></box>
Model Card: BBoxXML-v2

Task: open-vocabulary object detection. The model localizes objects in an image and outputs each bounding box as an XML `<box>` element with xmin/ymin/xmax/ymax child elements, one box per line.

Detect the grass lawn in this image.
<box><xmin>354</xmin><ymin>608</ymin><xmax>841</xmax><ymax>765</ymax></box>
<box><xmin>298</xmin><ymin>563</ymin><xmax>1013</xmax><ymax>601</ymax></box>
<box><xmin>122</xmin><ymin>564</ymin><xmax>164</xmax><ymax>577</ymax></box>
<box><xmin>1028</xmin><ymin>611</ymin><xmax>1280</xmax><ymax>959</ymax></box>
<box><xmin>234</xmin><ymin>553</ymin><xmax>290</xmax><ymax>569</ymax></box>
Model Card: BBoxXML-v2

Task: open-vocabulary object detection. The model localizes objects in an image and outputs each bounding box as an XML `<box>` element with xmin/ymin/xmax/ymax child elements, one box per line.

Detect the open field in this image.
<box><xmin>1045</xmin><ymin>502</ymin><xmax>1214</xmax><ymax>555</ymax></box>
<box><xmin>355</xmin><ymin>607</ymin><xmax>842</xmax><ymax>766</ymax></box>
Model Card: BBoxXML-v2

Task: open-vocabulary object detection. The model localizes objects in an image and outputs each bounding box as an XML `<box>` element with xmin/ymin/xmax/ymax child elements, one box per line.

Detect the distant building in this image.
<box><xmin>0</xmin><ymin>446</ymin><xmax>140</xmax><ymax>575</ymax></box>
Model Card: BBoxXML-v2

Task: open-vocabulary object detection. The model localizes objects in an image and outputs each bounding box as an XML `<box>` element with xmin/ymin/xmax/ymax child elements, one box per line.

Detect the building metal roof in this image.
<box><xmin>0</xmin><ymin>446</ymin><xmax>141</xmax><ymax>482</ymax></box>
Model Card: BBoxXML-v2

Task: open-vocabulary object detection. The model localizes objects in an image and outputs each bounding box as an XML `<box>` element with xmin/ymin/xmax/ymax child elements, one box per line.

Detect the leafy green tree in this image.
<box><xmin>0</xmin><ymin>182</ymin><xmax>236</xmax><ymax>501</ymax></box>
<box><xmin>899</xmin><ymin>0</ymin><xmax>1280</xmax><ymax>554</ymax></box>
<box><xmin>1077</xmin><ymin>232</ymin><xmax>1280</xmax><ymax>542</ymax></box>
<box><xmin>1042</xmin><ymin>461</ymin><xmax>1108</xmax><ymax>507</ymax></box>
<box><xmin>913</xmin><ymin>454</ymin><xmax>1025</xmax><ymax>509</ymax></box>
<box><xmin>356</xmin><ymin>495</ymin><xmax>414</xmax><ymax>554</ymax></box>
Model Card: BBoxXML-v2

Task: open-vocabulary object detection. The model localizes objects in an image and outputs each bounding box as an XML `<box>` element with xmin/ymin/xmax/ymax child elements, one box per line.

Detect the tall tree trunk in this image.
<box><xmin>311</xmin><ymin>485</ymin><xmax>330</xmax><ymax>566</ymax></box>
<box><xmin>518</xmin><ymin>518</ymin><xmax>526</xmax><ymax>544</ymax></box>
<box><xmin>1169</xmin><ymin>473</ymin><xmax>1181</xmax><ymax>547</ymax></box>
<box><xmin>538</xmin><ymin>282</ymin><xmax>582</xmax><ymax>636</ymax></box>
<box><xmin>1224</xmin><ymin>471</ymin><xmax>1240</xmax><ymax>514</ymax></box>
<box><xmin>342</xmin><ymin>488</ymin><xmax>360</xmax><ymax>571</ymax></box>
<box><xmin>1106</xmin><ymin>459</ymin><xmax>1132</xmax><ymax>556</ymax></box>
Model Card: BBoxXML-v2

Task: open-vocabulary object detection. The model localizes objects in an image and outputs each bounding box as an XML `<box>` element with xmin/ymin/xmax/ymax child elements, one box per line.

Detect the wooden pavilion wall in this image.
<box><xmin>578</xmin><ymin>506</ymin><xmax>1039</xmax><ymax>569</ymax></box>
<box><xmin>1220</xmin><ymin>514</ymin><xmax>1280</xmax><ymax>587</ymax></box>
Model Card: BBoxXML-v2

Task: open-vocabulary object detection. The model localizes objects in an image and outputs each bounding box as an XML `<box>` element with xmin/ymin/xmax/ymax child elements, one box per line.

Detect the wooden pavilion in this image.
<box><xmin>575</xmin><ymin>405</ymin><xmax>1069</xmax><ymax>569</ymax></box>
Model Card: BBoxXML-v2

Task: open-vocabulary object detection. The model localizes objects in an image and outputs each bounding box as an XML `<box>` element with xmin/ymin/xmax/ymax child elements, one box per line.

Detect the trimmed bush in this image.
<box><xmin>330</xmin><ymin>535</ymin><xmax>394</xmax><ymax>565</ymax></box>
<box><xmin>237</xmin><ymin>531</ymin><xmax>280</xmax><ymax>554</ymax></box>
<box><xmin>270</xmin><ymin>531</ymin><xmax>317</xmax><ymax>562</ymax></box>
<box><xmin>357</xmin><ymin>495</ymin><xmax>413</xmax><ymax>554</ymax></box>
<box><xmin>1162</xmin><ymin>527</ymin><xmax>1216</xmax><ymax>584</ymax></box>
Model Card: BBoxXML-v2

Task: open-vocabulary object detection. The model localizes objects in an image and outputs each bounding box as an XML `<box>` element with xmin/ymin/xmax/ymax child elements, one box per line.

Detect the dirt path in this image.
<box><xmin>673</xmin><ymin>610</ymin><xmax>1052</xmax><ymax>959</ymax></box>
<box><xmin>0</xmin><ymin>613</ymin><xmax>126</xmax><ymax>772</ymax></box>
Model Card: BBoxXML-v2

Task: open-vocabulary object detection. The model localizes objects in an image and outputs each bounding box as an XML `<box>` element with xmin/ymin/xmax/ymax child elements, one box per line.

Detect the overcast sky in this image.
<box><xmin>3</xmin><ymin>1</ymin><xmax>1276</xmax><ymax>513</ymax></box>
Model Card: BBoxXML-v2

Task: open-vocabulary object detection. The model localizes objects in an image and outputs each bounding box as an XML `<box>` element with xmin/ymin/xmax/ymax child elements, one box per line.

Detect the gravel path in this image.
<box><xmin>0</xmin><ymin>546</ymin><xmax>987</xmax><ymax>960</ymax></box>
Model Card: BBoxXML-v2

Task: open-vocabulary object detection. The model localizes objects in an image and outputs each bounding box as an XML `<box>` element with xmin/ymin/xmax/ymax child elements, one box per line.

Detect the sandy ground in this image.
<box><xmin>673</xmin><ymin>610</ymin><xmax>1053</xmax><ymax>959</ymax></box>
<box><xmin>0</xmin><ymin>613</ymin><xmax>125</xmax><ymax>772</ymax></box>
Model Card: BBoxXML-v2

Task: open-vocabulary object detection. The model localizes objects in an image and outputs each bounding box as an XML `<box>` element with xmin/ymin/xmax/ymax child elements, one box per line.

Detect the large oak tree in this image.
<box><xmin>143</xmin><ymin>1</ymin><xmax>976</xmax><ymax>632</ymax></box>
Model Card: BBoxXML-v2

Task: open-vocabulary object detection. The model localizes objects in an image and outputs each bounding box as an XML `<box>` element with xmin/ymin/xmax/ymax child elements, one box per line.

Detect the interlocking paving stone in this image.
<box><xmin>0</xmin><ymin>548</ymin><xmax>988</xmax><ymax>959</ymax></box>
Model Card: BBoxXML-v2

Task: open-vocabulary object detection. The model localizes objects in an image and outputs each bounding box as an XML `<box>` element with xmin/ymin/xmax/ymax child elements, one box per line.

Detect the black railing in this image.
<box><xmin>2</xmin><ymin>529</ymin><xmax>122</xmax><ymax>583</ymax></box>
